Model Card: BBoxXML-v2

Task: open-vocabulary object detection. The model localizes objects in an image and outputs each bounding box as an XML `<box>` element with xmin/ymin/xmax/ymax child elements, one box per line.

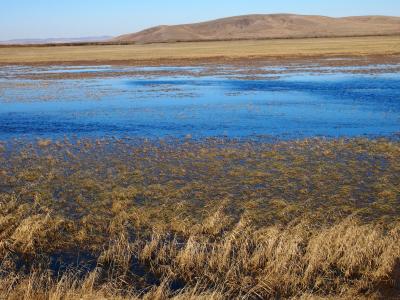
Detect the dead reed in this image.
<box><xmin>0</xmin><ymin>137</ymin><xmax>399</xmax><ymax>299</ymax></box>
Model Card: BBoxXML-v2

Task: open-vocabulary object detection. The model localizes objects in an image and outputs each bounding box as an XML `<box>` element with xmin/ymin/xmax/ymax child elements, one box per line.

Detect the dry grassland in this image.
<box><xmin>0</xmin><ymin>36</ymin><xmax>399</xmax><ymax>65</ymax></box>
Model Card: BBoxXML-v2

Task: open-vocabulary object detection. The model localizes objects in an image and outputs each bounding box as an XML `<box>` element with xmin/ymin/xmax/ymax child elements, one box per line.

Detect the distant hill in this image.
<box><xmin>0</xmin><ymin>36</ymin><xmax>113</xmax><ymax>45</ymax></box>
<box><xmin>114</xmin><ymin>14</ymin><xmax>400</xmax><ymax>43</ymax></box>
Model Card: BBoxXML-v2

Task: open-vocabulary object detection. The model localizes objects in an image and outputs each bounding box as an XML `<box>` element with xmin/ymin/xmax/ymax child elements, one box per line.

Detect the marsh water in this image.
<box><xmin>0</xmin><ymin>64</ymin><xmax>399</xmax><ymax>140</ymax></box>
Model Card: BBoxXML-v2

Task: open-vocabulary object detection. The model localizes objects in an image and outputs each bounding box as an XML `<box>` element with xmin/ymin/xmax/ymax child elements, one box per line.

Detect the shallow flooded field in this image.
<box><xmin>0</xmin><ymin>62</ymin><xmax>399</xmax><ymax>140</ymax></box>
<box><xmin>0</xmin><ymin>62</ymin><xmax>399</xmax><ymax>299</ymax></box>
<box><xmin>1</xmin><ymin>137</ymin><xmax>400</xmax><ymax>299</ymax></box>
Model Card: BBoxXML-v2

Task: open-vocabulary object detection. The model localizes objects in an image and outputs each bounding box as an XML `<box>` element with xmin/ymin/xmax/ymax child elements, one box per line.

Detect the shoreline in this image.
<box><xmin>2</xmin><ymin>54</ymin><xmax>400</xmax><ymax>81</ymax></box>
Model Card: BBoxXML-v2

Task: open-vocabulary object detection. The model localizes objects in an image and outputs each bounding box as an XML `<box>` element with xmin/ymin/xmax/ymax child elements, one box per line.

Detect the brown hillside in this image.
<box><xmin>114</xmin><ymin>14</ymin><xmax>400</xmax><ymax>43</ymax></box>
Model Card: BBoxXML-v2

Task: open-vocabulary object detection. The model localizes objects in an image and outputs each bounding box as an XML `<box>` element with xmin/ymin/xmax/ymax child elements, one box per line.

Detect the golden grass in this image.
<box><xmin>0</xmin><ymin>138</ymin><xmax>399</xmax><ymax>299</ymax></box>
<box><xmin>0</xmin><ymin>36</ymin><xmax>399</xmax><ymax>65</ymax></box>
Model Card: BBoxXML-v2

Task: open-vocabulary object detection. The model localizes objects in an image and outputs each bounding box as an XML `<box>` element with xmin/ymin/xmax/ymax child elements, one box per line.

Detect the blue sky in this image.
<box><xmin>1</xmin><ymin>0</ymin><xmax>399</xmax><ymax>40</ymax></box>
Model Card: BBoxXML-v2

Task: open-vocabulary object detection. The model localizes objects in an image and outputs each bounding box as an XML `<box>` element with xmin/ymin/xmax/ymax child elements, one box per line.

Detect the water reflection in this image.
<box><xmin>0</xmin><ymin>65</ymin><xmax>399</xmax><ymax>140</ymax></box>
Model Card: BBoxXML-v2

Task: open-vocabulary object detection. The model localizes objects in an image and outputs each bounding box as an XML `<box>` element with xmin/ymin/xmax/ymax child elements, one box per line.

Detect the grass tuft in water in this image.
<box><xmin>0</xmin><ymin>137</ymin><xmax>399</xmax><ymax>299</ymax></box>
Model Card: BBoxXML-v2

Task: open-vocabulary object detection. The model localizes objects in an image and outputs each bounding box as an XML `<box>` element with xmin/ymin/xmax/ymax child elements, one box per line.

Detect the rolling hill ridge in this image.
<box><xmin>114</xmin><ymin>14</ymin><xmax>400</xmax><ymax>43</ymax></box>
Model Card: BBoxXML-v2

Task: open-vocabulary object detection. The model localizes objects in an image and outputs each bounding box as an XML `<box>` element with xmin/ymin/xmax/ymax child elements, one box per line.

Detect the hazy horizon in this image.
<box><xmin>1</xmin><ymin>0</ymin><xmax>399</xmax><ymax>40</ymax></box>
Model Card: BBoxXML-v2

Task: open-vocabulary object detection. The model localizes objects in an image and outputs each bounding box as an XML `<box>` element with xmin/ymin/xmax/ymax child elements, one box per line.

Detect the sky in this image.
<box><xmin>1</xmin><ymin>0</ymin><xmax>399</xmax><ymax>40</ymax></box>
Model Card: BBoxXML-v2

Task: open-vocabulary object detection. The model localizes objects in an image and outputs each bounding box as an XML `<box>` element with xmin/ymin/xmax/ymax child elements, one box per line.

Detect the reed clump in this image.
<box><xmin>0</xmin><ymin>137</ymin><xmax>399</xmax><ymax>299</ymax></box>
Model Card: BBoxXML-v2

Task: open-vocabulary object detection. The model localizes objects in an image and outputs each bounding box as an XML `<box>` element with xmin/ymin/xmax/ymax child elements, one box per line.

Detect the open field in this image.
<box><xmin>0</xmin><ymin>36</ymin><xmax>400</xmax><ymax>66</ymax></box>
<box><xmin>0</xmin><ymin>138</ymin><xmax>399</xmax><ymax>299</ymax></box>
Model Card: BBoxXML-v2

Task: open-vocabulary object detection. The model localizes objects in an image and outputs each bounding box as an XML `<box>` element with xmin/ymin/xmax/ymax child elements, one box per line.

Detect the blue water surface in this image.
<box><xmin>0</xmin><ymin>65</ymin><xmax>399</xmax><ymax>140</ymax></box>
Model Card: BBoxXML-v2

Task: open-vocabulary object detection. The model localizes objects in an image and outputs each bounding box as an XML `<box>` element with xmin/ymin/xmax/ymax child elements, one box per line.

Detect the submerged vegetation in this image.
<box><xmin>0</xmin><ymin>137</ymin><xmax>399</xmax><ymax>299</ymax></box>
